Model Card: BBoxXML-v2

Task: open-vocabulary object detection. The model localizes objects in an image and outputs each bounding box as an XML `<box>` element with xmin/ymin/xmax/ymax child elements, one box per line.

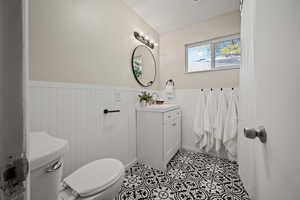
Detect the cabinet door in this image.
<box><xmin>176</xmin><ymin>116</ymin><xmax>181</xmax><ymax>149</ymax></box>
<box><xmin>164</xmin><ymin>118</ymin><xmax>179</xmax><ymax>163</ymax></box>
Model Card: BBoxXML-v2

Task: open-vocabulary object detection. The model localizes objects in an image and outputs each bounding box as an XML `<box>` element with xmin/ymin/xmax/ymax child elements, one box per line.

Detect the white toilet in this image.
<box><xmin>29</xmin><ymin>132</ymin><xmax>125</xmax><ymax>200</ymax></box>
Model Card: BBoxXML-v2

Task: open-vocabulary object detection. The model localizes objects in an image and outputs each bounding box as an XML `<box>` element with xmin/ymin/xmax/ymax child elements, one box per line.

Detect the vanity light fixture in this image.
<box><xmin>134</xmin><ymin>31</ymin><xmax>157</xmax><ymax>49</ymax></box>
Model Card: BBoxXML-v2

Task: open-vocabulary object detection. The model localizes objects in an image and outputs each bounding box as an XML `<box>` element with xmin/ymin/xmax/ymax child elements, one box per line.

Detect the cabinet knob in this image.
<box><xmin>172</xmin><ymin>123</ymin><xmax>177</xmax><ymax>126</ymax></box>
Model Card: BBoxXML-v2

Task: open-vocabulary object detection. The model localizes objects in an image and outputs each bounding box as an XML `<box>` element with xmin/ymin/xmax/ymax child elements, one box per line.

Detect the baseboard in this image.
<box><xmin>182</xmin><ymin>145</ymin><xmax>237</xmax><ymax>161</ymax></box>
<box><xmin>182</xmin><ymin>145</ymin><xmax>201</xmax><ymax>153</ymax></box>
<box><xmin>182</xmin><ymin>145</ymin><xmax>218</xmax><ymax>157</ymax></box>
<box><xmin>125</xmin><ymin>158</ymin><xmax>137</xmax><ymax>169</ymax></box>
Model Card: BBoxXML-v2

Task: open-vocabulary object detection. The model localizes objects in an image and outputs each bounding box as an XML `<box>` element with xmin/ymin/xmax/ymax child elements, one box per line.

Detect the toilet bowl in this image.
<box><xmin>29</xmin><ymin>132</ymin><xmax>125</xmax><ymax>200</ymax></box>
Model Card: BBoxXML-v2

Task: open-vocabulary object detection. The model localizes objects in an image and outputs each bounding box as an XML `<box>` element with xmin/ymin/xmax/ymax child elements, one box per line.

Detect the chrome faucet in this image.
<box><xmin>151</xmin><ymin>92</ymin><xmax>159</xmax><ymax>101</ymax></box>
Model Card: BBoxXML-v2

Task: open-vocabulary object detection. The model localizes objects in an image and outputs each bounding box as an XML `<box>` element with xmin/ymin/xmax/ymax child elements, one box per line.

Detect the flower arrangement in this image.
<box><xmin>138</xmin><ymin>91</ymin><xmax>153</xmax><ymax>105</ymax></box>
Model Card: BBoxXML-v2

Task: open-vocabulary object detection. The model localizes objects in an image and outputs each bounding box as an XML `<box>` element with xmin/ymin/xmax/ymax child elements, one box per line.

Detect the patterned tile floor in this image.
<box><xmin>117</xmin><ymin>149</ymin><xmax>250</xmax><ymax>200</ymax></box>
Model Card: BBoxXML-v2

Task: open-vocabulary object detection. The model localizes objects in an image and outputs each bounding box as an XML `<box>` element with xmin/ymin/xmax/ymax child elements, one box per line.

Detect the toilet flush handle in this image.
<box><xmin>46</xmin><ymin>161</ymin><xmax>63</xmax><ymax>173</ymax></box>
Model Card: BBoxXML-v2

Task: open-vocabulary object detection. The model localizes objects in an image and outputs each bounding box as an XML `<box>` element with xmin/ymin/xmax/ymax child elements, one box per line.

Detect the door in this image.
<box><xmin>0</xmin><ymin>0</ymin><xmax>28</xmax><ymax>199</ymax></box>
<box><xmin>239</xmin><ymin>0</ymin><xmax>300</xmax><ymax>199</ymax></box>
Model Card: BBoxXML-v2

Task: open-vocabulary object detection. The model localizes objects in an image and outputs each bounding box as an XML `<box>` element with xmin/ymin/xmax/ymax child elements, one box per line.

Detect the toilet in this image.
<box><xmin>29</xmin><ymin>132</ymin><xmax>125</xmax><ymax>200</ymax></box>
<box><xmin>59</xmin><ymin>159</ymin><xmax>124</xmax><ymax>200</ymax></box>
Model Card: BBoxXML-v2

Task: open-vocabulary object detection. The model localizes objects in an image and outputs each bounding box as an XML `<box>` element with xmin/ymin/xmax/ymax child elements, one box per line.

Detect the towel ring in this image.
<box><xmin>166</xmin><ymin>79</ymin><xmax>175</xmax><ymax>86</ymax></box>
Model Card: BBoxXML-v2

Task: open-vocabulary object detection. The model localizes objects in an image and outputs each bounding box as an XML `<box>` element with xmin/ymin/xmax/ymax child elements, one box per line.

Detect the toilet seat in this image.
<box><xmin>63</xmin><ymin>159</ymin><xmax>124</xmax><ymax>198</ymax></box>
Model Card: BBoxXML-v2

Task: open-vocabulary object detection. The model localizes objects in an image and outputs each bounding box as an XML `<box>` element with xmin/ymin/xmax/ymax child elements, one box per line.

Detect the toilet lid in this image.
<box><xmin>63</xmin><ymin>159</ymin><xmax>124</xmax><ymax>198</ymax></box>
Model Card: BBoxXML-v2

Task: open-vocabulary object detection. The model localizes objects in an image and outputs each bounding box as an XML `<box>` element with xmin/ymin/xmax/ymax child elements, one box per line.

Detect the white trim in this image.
<box><xmin>184</xmin><ymin>33</ymin><xmax>240</xmax><ymax>48</ymax></box>
<box><xmin>184</xmin><ymin>65</ymin><xmax>239</xmax><ymax>74</ymax></box>
<box><xmin>29</xmin><ymin>81</ymin><xmax>158</xmax><ymax>93</ymax></box>
<box><xmin>175</xmin><ymin>87</ymin><xmax>239</xmax><ymax>93</ymax></box>
<box><xmin>22</xmin><ymin>0</ymin><xmax>30</xmax><ymax>199</ymax></box>
<box><xmin>182</xmin><ymin>146</ymin><xmax>221</xmax><ymax>158</ymax></box>
<box><xmin>212</xmin><ymin>34</ymin><xmax>241</xmax><ymax>43</ymax></box>
<box><xmin>182</xmin><ymin>145</ymin><xmax>199</xmax><ymax>153</ymax></box>
<box><xmin>125</xmin><ymin>158</ymin><xmax>137</xmax><ymax>170</ymax></box>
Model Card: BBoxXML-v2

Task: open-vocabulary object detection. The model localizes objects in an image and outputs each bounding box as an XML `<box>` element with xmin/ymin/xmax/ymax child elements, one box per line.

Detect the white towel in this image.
<box><xmin>165</xmin><ymin>84</ymin><xmax>175</xmax><ymax>99</ymax></box>
<box><xmin>193</xmin><ymin>91</ymin><xmax>207</xmax><ymax>149</ymax></box>
<box><xmin>223</xmin><ymin>91</ymin><xmax>239</xmax><ymax>158</ymax></box>
<box><xmin>203</xmin><ymin>91</ymin><xmax>217</xmax><ymax>152</ymax></box>
<box><xmin>214</xmin><ymin>92</ymin><xmax>227</xmax><ymax>154</ymax></box>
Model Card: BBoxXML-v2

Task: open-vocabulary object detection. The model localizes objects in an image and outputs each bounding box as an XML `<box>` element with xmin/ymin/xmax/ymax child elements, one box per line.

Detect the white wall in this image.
<box><xmin>29</xmin><ymin>0</ymin><xmax>160</xmax><ymax>89</ymax></box>
<box><xmin>159</xmin><ymin>11</ymin><xmax>240</xmax><ymax>89</ymax></box>
<box><xmin>29</xmin><ymin>81</ymin><xmax>153</xmax><ymax>177</ymax></box>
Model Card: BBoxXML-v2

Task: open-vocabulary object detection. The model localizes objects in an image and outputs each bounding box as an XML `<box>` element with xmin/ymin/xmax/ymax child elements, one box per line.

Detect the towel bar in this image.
<box><xmin>103</xmin><ymin>109</ymin><xmax>120</xmax><ymax>114</ymax></box>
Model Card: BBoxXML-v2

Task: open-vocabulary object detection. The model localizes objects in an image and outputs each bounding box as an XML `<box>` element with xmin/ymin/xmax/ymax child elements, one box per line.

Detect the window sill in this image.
<box><xmin>184</xmin><ymin>65</ymin><xmax>240</xmax><ymax>74</ymax></box>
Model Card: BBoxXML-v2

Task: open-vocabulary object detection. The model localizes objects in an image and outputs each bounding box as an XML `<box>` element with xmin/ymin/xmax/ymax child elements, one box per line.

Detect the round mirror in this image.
<box><xmin>131</xmin><ymin>45</ymin><xmax>156</xmax><ymax>87</ymax></box>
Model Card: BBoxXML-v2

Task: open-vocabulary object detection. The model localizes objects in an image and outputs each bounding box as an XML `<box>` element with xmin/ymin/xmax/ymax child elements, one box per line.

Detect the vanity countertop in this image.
<box><xmin>136</xmin><ymin>104</ymin><xmax>180</xmax><ymax>112</ymax></box>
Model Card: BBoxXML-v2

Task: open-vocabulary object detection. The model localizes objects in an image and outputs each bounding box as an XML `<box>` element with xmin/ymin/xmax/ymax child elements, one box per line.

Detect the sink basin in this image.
<box><xmin>136</xmin><ymin>104</ymin><xmax>179</xmax><ymax>112</ymax></box>
<box><xmin>29</xmin><ymin>131</ymin><xmax>68</xmax><ymax>170</ymax></box>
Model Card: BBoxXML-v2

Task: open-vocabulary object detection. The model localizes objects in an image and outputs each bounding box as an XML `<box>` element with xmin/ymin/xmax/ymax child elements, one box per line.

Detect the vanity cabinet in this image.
<box><xmin>136</xmin><ymin>105</ymin><xmax>181</xmax><ymax>170</ymax></box>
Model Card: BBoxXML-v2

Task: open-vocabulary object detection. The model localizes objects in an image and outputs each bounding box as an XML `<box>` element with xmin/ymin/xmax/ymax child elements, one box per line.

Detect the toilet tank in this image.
<box><xmin>29</xmin><ymin>132</ymin><xmax>68</xmax><ymax>200</ymax></box>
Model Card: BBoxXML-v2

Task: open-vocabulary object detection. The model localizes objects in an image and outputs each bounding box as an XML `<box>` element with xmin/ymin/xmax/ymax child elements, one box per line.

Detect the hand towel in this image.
<box><xmin>165</xmin><ymin>84</ymin><xmax>175</xmax><ymax>99</ymax></box>
<box><xmin>193</xmin><ymin>91</ymin><xmax>207</xmax><ymax>149</ymax></box>
<box><xmin>203</xmin><ymin>90</ymin><xmax>217</xmax><ymax>152</ymax></box>
<box><xmin>223</xmin><ymin>91</ymin><xmax>239</xmax><ymax>158</ymax></box>
<box><xmin>214</xmin><ymin>92</ymin><xmax>228</xmax><ymax>154</ymax></box>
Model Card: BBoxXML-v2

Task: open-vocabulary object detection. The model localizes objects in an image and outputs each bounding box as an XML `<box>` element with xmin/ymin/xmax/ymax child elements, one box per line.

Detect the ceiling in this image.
<box><xmin>122</xmin><ymin>0</ymin><xmax>240</xmax><ymax>34</ymax></box>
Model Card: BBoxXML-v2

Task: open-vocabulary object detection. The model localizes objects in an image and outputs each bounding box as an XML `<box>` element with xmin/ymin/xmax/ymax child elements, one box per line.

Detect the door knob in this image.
<box><xmin>244</xmin><ymin>126</ymin><xmax>267</xmax><ymax>143</ymax></box>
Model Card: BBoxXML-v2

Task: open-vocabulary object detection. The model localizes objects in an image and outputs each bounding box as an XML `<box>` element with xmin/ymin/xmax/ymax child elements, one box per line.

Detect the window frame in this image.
<box><xmin>185</xmin><ymin>33</ymin><xmax>240</xmax><ymax>73</ymax></box>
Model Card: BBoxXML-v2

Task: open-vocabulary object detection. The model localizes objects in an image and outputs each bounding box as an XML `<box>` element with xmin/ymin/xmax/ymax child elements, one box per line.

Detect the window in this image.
<box><xmin>185</xmin><ymin>34</ymin><xmax>240</xmax><ymax>73</ymax></box>
<box><xmin>187</xmin><ymin>44</ymin><xmax>211</xmax><ymax>72</ymax></box>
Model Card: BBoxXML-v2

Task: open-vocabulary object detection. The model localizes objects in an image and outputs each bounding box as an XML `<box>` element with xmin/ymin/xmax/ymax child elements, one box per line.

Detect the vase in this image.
<box><xmin>140</xmin><ymin>101</ymin><xmax>147</xmax><ymax>107</ymax></box>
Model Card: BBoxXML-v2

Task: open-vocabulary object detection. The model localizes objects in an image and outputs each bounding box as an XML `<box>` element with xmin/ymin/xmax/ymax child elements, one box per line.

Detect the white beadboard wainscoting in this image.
<box><xmin>171</xmin><ymin>89</ymin><xmax>201</xmax><ymax>152</ymax></box>
<box><xmin>29</xmin><ymin>81</ymin><xmax>154</xmax><ymax>177</ymax></box>
<box><xmin>29</xmin><ymin>81</ymin><xmax>237</xmax><ymax>177</ymax></box>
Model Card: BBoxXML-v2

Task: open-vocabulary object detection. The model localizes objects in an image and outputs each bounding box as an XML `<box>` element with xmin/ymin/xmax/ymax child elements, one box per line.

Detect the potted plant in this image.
<box><xmin>138</xmin><ymin>91</ymin><xmax>153</xmax><ymax>107</ymax></box>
